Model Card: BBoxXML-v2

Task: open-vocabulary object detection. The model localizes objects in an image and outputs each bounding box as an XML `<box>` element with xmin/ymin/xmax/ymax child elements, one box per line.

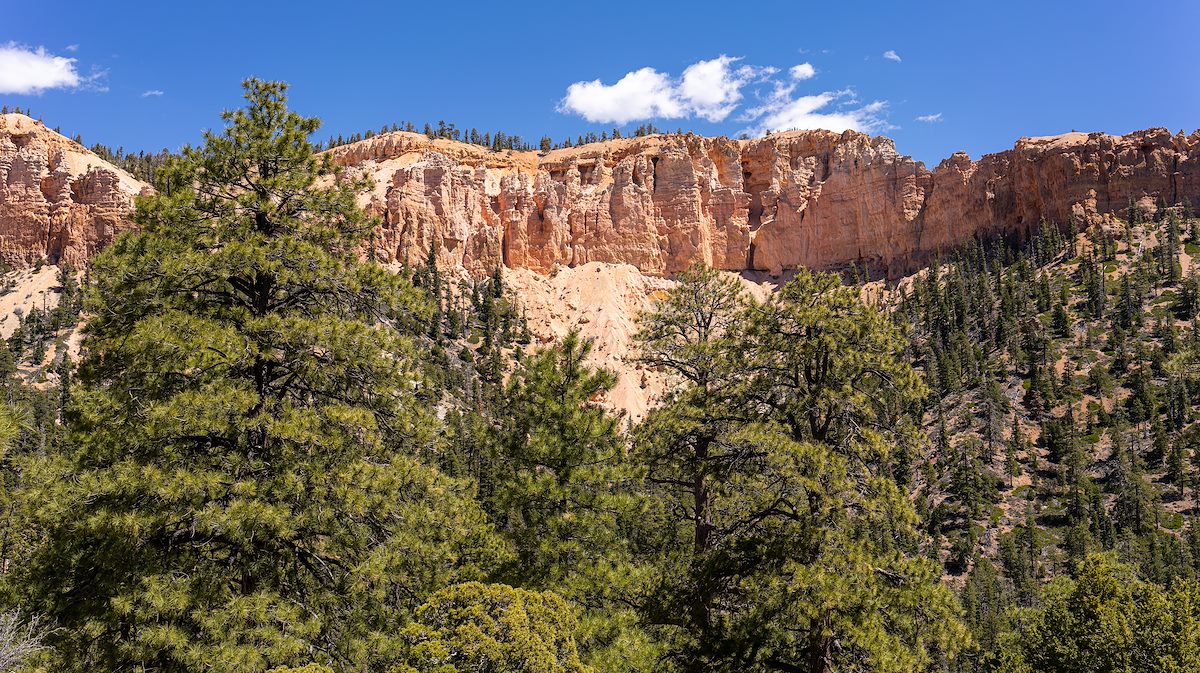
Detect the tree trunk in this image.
<box><xmin>691</xmin><ymin>435</ymin><xmax>712</xmax><ymax>638</ymax></box>
<box><xmin>804</xmin><ymin>629</ymin><xmax>832</xmax><ymax>673</ymax></box>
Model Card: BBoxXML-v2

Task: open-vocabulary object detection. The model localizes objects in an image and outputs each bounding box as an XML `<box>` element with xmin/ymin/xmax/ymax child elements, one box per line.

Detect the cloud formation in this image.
<box><xmin>678</xmin><ymin>56</ymin><xmax>775</xmax><ymax>122</ymax></box>
<box><xmin>559</xmin><ymin>67</ymin><xmax>683</xmax><ymax>125</ymax></box>
<box><xmin>560</xmin><ymin>55</ymin><xmax>892</xmax><ymax>135</ymax></box>
<box><xmin>0</xmin><ymin>43</ymin><xmax>84</xmax><ymax>94</ymax></box>
<box><xmin>916</xmin><ymin>112</ymin><xmax>943</xmax><ymax>123</ymax></box>
<box><xmin>559</xmin><ymin>55</ymin><xmax>775</xmax><ymax>125</ymax></box>
<box><xmin>882</xmin><ymin>50</ymin><xmax>902</xmax><ymax>62</ymax></box>
<box><xmin>789</xmin><ymin>63</ymin><xmax>816</xmax><ymax>80</ymax></box>
<box><xmin>142</xmin><ymin>90</ymin><xmax>165</xmax><ymax>97</ymax></box>
<box><xmin>741</xmin><ymin>85</ymin><xmax>887</xmax><ymax>136</ymax></box>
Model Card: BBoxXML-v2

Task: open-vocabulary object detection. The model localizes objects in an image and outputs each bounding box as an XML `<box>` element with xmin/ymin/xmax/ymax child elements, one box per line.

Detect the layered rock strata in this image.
<box><xmin>330</xmin><ymin>126</ymin><xmax>1200</xmax><ymax>278</ymax></box>
<box><xmin>4</xmin><ymin>112</ymin><xmax>1195</xmax><ymax>280</ymax></box>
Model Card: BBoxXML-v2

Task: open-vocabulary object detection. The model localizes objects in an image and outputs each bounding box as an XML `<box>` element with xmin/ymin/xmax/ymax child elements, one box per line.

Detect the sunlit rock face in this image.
<box><xmin>329</xmin><ymin>126</ymin><xmax>1200</xmax><ymax>279</ymax></box>
<box><xmin>3</xmin><ymin>114</ymin><xmax>1196</xmax><ymax>279</ymax></box>
<box><xmin>0</xmin><ymin>114</ymin><xmax>147</xmax><ymax>268</ymax></box>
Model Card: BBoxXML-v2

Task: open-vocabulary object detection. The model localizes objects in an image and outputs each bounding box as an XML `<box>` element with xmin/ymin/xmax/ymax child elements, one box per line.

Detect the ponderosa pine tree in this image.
<box><xmin>739</xmin><ymin>268</ymin><xmax>966</xmax><ymax>672</ymax></box>
<box><xmin>632</xmin><ymin>264</ymin><xmax>967</xmax><ymax>673</ymax></box>
<box><xmin>481</xmin><ymin>331</ymin><xmax>656</xmax><ymax>672</ymax></box>
<box><xmin>960</xmin><ymin>555</ymin><xmax>1012</xmax><ymax>665</ymax></box>
<box><xmin>0</xmin><ymin>406</ymin><xmax>26</xmax><ymax>602</ymax></box>
<box><xmin>630</xmin><ymin>264</ymin><xmax>752</xmax><ymax>671</ymax></box>
<box><xmin>395</xmin><ymin>582</ymin><xmax>588</xmax><ymax>673</ymax></box>
<box><xmin>484</xmin><ymin>331</ymin><xmax>626</xmax><ymax>586</ymax></box>
<box><xmin>21</xmin><ymin>80</ymin><xmax>505</xmax><ymax>673</ymax></box>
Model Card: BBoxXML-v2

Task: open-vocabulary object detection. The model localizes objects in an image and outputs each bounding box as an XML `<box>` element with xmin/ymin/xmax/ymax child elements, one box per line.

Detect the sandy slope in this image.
<box><xmin>0</xmin><ymin>265</ymin><xmax>62</xmax><ymax>340</ymax></box>
<box><xmin>507</xmin><ymin>262</ymin><xmax>775</xmax><ymax>420</ymax></box>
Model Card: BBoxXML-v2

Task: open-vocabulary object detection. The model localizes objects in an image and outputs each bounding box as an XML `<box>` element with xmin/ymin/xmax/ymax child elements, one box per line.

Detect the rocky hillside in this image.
<box><xmin>890</xmin><ymin>204</ymin><xmax>1200</xmax><ymax>654</ymax></box>
<box><xmin>1</xmin><ymin>114</ymin><xmax>1197</xmax><ymax>416</ymax></box>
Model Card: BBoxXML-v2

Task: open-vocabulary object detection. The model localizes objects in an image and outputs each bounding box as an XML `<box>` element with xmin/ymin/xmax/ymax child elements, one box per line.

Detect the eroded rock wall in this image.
<box><xmin>0</xmin><ymin>114</ymin><xmax>146</xmax><ymax>268</ymax></box>
<box><xmin>2</xmin><ymin>113</ymin><xmax>1197</xmax><ymax>280</ymax></box>
<box><xmin>330</xmin><ymin>126</ymin><xmax>1200</xmax><ymax>279</ymax></box>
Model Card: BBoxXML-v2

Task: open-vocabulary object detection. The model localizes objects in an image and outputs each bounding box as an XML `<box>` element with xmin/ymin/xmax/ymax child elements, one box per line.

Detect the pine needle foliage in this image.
<box><xmin>395</xmin><ymin>582</ymin><xmax>589</xmax><ymax>673</ymax></box>
<box><xmin>22</xmin><ymin>80</ymin><xmax>505</xmax><ymax>673</ymax></box>
<box><xmin>632</xmin><ymin>264</ymin><xmax>967</xmax><ymax>673</ymax></box>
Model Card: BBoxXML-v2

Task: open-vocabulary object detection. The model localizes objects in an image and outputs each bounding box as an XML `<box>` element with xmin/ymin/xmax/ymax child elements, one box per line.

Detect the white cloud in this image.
<box><xmin>789</xmin><ymin>63</ymin><xmax>816</xmax><ymax>80</ymax></box>
<box><xmin>678</xmin><ymin>57</ymin><xmax>736</xmax><ymax>122</ymax></box>
<box><xmin>0</xmin><ymin>43</ymin><xmax>83</xmax><ymax>94</ymax></box>
<box><xmin>559</xmin><ymin>55</ymin><xmax>776</xmax><ymax>125</ymax></box>
<box><xmin>741</xmin><ymin>84</ymin><xmax>887</xmax><ymax>135</ymax></box>
<box><xmin>560</xmin><ymin>55</ymin><xmax>893</xmax><ymax>136</ymax></box>
<box><xmin>679</xmin><ymin>56</ymin><xmax>776</xmax><ymax>122</ymax></box>
<box><xmin>916</xmin><ymin>112</ymin><xmax>943</xmax><ymax>123</ymax></box>
<box><xmin>559</xmin><ymin>67</ymin><xmax>685</xmax><ymax>124</ymax></box>
<box><xmin>142</xmin><ymin>89</ymin><xmax>164</xmax><ymax>97</ymax></box>
<box><xmin>64</xmin><ymin>44</ymin><xmax>79</xmax><ymax>52</ymax></box>
<box><xmin>882</xmin><ymin>50</ymin><xmax>902</xmax><ymax>62</ymax></box>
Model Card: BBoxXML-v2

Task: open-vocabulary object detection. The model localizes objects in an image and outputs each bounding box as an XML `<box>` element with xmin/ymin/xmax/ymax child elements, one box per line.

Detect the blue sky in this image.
<box><xmin>3</xmin><ymin>0</ymin><xmax>1197</xmax><ymax>165</ymax></box>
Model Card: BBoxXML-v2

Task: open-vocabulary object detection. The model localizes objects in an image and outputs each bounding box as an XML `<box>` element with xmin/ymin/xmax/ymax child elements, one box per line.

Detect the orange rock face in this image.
<box><xmin>0</xmin><ymin>114</ymin><xmax>146</xmax><ymax>268</ymax></box>
<box><xmin>331</xmin><ymin>127</ymin><xmax>1200</xmax><ymax>279</ymax></box>
<box><xmin>923</xmin><ymin>129</ymin><xmax>1200</xmax><ymax>250</ymax></box>
<box><xmin>2</xmin><ymin>114</ymin><xmax>1197</xmax><ymax>279</ymax></box>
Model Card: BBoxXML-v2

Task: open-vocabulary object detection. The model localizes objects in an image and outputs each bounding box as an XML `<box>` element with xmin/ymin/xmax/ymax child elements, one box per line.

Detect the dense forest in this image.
<box><xmin>896</xmin><ymin>196</ymin><xmax>1200</xmax><ymax>670</ymax></box>
<box><xmin>1</xmin><ymin>81</ymin><xmax>1200</xmax><ymax>673</ymax></box>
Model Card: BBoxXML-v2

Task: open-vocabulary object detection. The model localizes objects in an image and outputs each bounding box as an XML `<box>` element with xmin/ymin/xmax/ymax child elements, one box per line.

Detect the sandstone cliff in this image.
<box><xmin>0</xmin><ymin>114</ymin><xmax>147</xmax><ymax>268</ymax></box>
<box><xmin>330</xmin><ymin>126</ymin><xmax>1200</xmax><ymax>278</ymax></box>
<box><xmin>4</xmin><ymin>113</ymin><xmax>1194</xmax><ymax>280</ymax></box>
